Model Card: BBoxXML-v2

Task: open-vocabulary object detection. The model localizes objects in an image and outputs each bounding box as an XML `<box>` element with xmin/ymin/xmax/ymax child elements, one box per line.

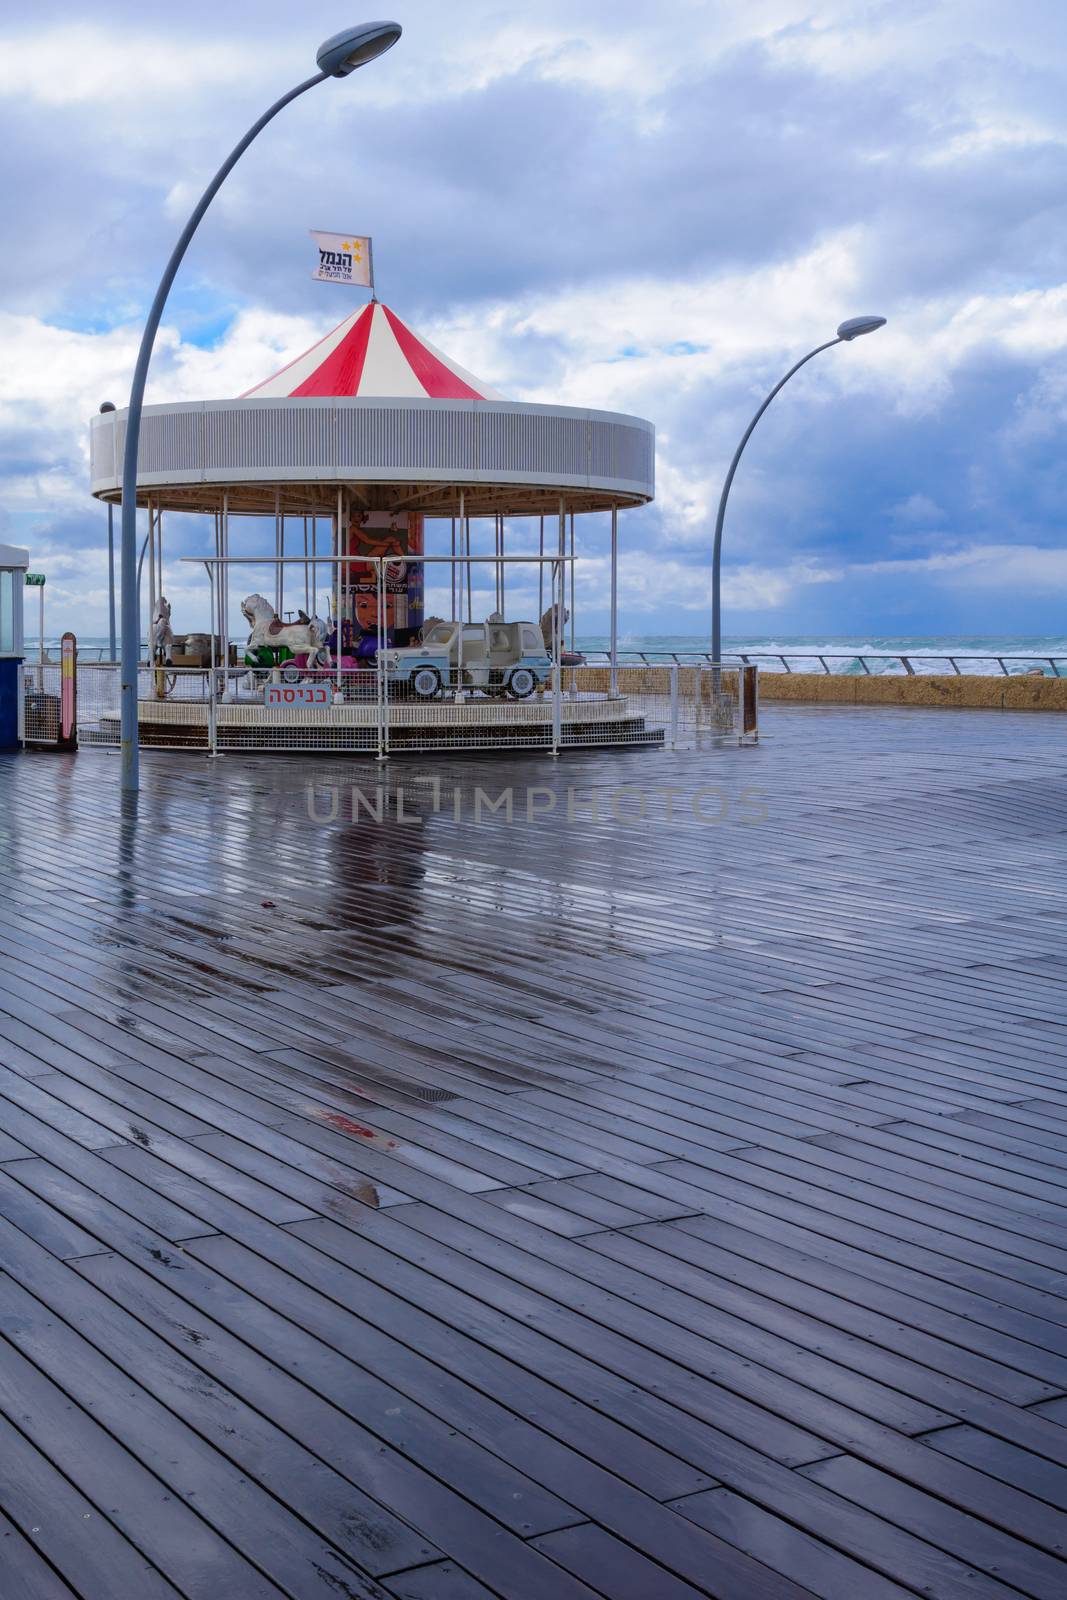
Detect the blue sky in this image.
<box><xmin>3</xmin><ymin>0</ymin><xmax>1067</xmax><ymax>639</ymax></box>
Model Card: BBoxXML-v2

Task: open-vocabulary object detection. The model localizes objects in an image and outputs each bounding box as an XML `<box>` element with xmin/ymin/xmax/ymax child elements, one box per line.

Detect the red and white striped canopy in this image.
<box><xmin>242</xmin><ymin>301</ymin><xmax>505</xmax><ymax>401</ymax></box>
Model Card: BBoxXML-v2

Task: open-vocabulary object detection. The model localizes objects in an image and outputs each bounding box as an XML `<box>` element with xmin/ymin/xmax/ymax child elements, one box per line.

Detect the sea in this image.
<box><xmin>574</xmin><ymin>633</ymin><xmax>1067</xmax><ymax>673</ymax></box>
<box><xmin>24</xmin><ymin>632</ymin><xmax>1067</xmax><ymax>674</ymax></box>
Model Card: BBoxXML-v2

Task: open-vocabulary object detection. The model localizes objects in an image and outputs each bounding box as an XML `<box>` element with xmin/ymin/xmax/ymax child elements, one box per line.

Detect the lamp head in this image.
<box><xmin>99</xmin><ymin>400</ymin><xmax>116</xmax><ymax>413</ymax></box>
<box><xmin>317</xmin><ymin>21</ymin><xmax>402</xmax><ymax>77</ymax></box>
<box><xmin>836</xmin><ymin>315</ymin><xmax>887</xmax><ymax>341</ymax></box>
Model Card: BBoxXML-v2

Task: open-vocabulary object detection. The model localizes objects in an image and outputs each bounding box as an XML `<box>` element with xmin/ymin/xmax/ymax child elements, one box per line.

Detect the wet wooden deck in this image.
<box><xmin>1</xmin><ymin>703</ymin><xmax>1066</xmax><ymax>1599</ymax></box>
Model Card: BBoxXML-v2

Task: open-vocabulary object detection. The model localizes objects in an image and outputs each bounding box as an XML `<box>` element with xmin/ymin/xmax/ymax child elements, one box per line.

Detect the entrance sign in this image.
<box><xmin>310</xmin><ymin>231</ymin><xmax>373</xmax><ymax>288</ymax></box>
<box><xmin>264</xmin><ymin>683</ymin><xmax>329</xmax><ymax>707</ymax></box>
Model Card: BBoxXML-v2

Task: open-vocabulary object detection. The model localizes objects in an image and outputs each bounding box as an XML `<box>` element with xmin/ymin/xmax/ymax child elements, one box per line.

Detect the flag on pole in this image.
<box><xmin>309</xmin><ymin>231</ymin><xmax>373</xmax><ymax>289</ymax></box>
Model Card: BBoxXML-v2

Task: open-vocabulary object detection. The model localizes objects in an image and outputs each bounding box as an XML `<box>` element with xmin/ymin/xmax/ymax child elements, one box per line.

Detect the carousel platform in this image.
<box><xmin>93</xmin><ymin>691</ymin><xmax>667</xmax><ymax>752</ymax></box>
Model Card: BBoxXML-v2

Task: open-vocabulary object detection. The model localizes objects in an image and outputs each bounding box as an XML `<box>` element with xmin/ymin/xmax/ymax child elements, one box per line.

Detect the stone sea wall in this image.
<box><xmin>569</xmin><ymin>665</ymin><xmax>1067</xmax><ymax>710</ymax></box>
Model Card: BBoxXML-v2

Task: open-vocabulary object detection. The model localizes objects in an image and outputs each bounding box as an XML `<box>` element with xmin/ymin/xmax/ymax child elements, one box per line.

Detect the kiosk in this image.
<box><xmin>0</xmin><ymin>545</ymin><xmax>28</xmax><ymax>751</ymax></box>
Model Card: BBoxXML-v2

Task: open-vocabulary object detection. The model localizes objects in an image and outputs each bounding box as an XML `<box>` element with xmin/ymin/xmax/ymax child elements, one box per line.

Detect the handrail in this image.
<box><xmin>29</xmin><ymin>645</ymin><xmax>1067</xmax><ymax>677</ymax></box>
<box><xmin>572</xmin><ymin>651</ymin><xmax>1067</xmax><ymax>677</ymax></box>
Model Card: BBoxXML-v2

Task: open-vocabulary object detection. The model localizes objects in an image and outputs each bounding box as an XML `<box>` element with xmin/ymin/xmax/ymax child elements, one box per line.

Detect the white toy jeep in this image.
<box><xmin>382</xmin><ymin>617</ymin><xmax>552</xmax><ymax>699</ymax></box>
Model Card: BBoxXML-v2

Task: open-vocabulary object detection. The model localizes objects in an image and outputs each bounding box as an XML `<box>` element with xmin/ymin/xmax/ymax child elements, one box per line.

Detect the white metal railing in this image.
<box><xmin>579</xmin><ymin>649</ymin><xmax>1067</xmax><ymax>677</ymax></box>
<box><xmin>57</xmin><ymin>657</ymin><xmax>761</xmax><ymax>754</ymax></box>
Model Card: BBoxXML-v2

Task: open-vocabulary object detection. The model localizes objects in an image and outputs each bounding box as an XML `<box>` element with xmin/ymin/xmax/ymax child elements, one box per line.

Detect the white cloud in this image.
<box><xmin>891</xmin><ymin>492</ymin><xmax>946</xmax><ymax>526</ymax></box>
<box><xmin>863</xmin><ymin>542</ymin><xmax>1067</xmax><ymax>592</ymax></box>
<box><xmin>0</xmin><ymin>26</ymin><xmax>288</xmax><ymax>107</ymax></box>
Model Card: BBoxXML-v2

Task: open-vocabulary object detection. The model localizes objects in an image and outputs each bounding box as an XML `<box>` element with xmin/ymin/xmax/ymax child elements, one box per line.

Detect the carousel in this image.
<box><xmin>88</xmin><ymin>299</ymin><xmax>660</xmax><ymax>754</ymax></box>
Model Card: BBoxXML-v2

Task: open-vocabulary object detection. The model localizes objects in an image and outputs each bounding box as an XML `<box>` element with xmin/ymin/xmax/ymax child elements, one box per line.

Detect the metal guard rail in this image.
<box><xmin>34</xmin><ymin>647</ymin><xmax>1067</xmax><ymax>677</ymax></box>
<box><xmin>577</xmin><ymin>651</ymin><xmax>1067</xmax><ymax>677</ymax></box>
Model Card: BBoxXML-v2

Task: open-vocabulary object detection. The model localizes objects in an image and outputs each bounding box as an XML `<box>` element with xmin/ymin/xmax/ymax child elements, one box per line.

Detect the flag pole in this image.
<box><xmin>368</xmin><ymin>237</ymin><xmax>377</xmax><ymax>302</ymax></box>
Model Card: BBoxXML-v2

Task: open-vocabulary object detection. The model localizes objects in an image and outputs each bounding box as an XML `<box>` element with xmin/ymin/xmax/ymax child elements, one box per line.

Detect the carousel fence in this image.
<box><xmin>61</xmin><ymin>548</ymin><xmax>760</xmax><ymax>756</ymax></box>
<box><xmin>60</xmin><ymin>657</ymin><xmax>758</xmax><ymax>755</ymax></box>
<box><xmin>563</xmin><ymin>663</ymin><xmax>758</xmax><ymax>748</ymax></box>
<box><xmin>75</xmin><ymin>665</ymin><xmax>213</xmax><ymax>749</ymax></box>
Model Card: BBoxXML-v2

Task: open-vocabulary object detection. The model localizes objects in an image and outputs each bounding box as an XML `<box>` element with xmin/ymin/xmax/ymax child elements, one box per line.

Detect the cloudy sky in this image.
<box><xmin>3</xmin><ymin>0</ymin><xmax>1067</xmax><ymax>642</ymax></box>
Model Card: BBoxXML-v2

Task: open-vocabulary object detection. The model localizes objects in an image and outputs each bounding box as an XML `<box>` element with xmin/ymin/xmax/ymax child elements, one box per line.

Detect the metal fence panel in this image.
<box><xmin>63</xmin><ymin>658</ymin><xmax>755</xmax><ymax>757</ymax></box>
<box><xmin>23</xmin><ymin>664</ymin><xmax>61</xmax><ymax>745</ymax></box>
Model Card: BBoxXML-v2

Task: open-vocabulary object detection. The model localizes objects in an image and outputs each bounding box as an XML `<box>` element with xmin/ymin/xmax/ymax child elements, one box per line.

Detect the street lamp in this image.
<box><xmin>710</xmin><ymin>315</ymin><xmax>886</xmax><ymax>671</ymax></box>
<box><xmin>117</xmin><ymin>21</ymin><xmax>401</xmax><ymax>793</ymax></box>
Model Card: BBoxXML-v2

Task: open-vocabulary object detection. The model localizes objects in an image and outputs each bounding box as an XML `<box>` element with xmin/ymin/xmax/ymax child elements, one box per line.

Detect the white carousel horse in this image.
<box><xmin>540</xmin><ymin>602</ymin><xmax>568</xmax><ymax>651</ymax></box>
<box><xmin>150</xmin><ymin>596</ymin><xmax>173</xmax><ymax>663</ymax></box>
<box><xmin>241</xmin><ymin>593</ymin><xmax>327</xmax><ymax>666</ymax></box>
<box><xmin>540</xmin><ymin>600</ymin><xmax>584</xmax><ymax>668</ymax></box>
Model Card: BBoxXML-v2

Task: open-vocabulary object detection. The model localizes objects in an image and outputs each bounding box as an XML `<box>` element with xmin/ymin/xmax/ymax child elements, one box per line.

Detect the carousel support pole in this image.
<box><xmin>538</xmin><ymin>514</ymin><xmax>544</xmax><ymax>619</ymax></box>
<box><xmin>303</xmin><ymin>516</ymin><xmax>310</xmax><ymax>615</ymax></box>
<box><xmin>107</xmin><ymin>503</ymin><xmax>117</xmax><ymax>662</ymax></box>
<box><xmin>216</xmin><ymin>506</ymin><xmax>225</xmax><ymax>672</ymax></box>
<box><xmin>465</xmin><ymin>510</ymin><xmax>472</xmax><ymax>623</ymax></box>
<box><xmin>146</xmin><ymin>500</ymin><xmax>157</xmax><ymax>699</ymax></box>
<box><xmin>449</xmin><ymin>515</ymin><xmax>456</xmax><ymax>620</ymax></box>
<box><xmin>495</xmin><ymin>514</ymin><xmax>503</xmax><ymax>613</ymax></box>
<box><xmin>157</xmin><ymin>507</ymin><xmax>165</xmax><ymax>697</ymax></box>
<box><xmin>552</xmin><ymin>496</ymin><xmax>564</xmax><ymax>757</ymax></box>
<box><xmin>376</xmin><ymin>558</ymin><xmax>388</xmax><ymax>760</ymax></box>
<box><xmin>274</xmin><ymin>487</ymin><xmax>283</xmax><ymax>616</ymax></box>
<box><xmin>456</xmin><ymin>490</ymin><xmax>466</xmax><ymax>699</ymax></box>
<box><xmin>205</xmin><ymin>560</ymin><xmax>219</xmax><ymax>758</ymax></box>
<box><xmin>335</xmin><ymin>487</ymin><xmax>343</xmax><ymax>697</ymax></box>
<box><xmin>214</xmin><ymin>508</ymin><xmax>222</xmax><ymax>678</ymax></box>
<box><xmin>569</xmin><ymin>509</ymin><xmax>577</xmax><ymax>700</ymax></box>
<box><xmin>222</xmin><ymin>491</ymin><xmax>230</xmax><ymax>668</ymax></box>
<box><xmin>146</xmin><ymin>498</ymin><xmax>155</xmax><ymax>664</ymax></box>
<box><xmin>310</xmin><ymin>514</ymin><xmax>318</xmax><ymax>626</ymax></box>
<box><xmin>609</xmin><ymin>503</ymin><xmax>618</xmax><ymax>697</ymax></box>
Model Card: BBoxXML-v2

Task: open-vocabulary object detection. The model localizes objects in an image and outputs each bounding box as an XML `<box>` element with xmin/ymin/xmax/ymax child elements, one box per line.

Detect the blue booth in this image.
<box><xmin>0</xmin><ymin>544</ymin><xmax>28</xmax><ymax>751</ymax></box>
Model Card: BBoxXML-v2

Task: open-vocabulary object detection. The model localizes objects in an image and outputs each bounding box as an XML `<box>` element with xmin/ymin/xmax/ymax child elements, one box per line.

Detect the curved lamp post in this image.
<box><xmin>710</xmin><ymin>315</ymin><xmax>886</xmax><ymax>671</ymax></box>
<box><xmin>118</xmin><ymin>22</ymin><xmax>402</xmax><ymax>792</ymax></box>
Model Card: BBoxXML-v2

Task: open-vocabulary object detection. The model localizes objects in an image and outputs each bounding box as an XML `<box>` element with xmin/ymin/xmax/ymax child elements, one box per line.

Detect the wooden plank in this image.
<box><xmin>0</xmin><ymin>1111</ymin><xmax>218</xmax><ymax>1243</ymax></box>
<box><xmin>0</xmin><ymin>1506</ymin><xmax>83</xmax><ymax>1600</ymax></box>
<box><xmin>73</xmin><ymin>1249</ymin><xmax>588</xmax><ymax>1545</ymax></box>
<box><xmin>0</xmin><ymin>1410</ymin><xmax>186</xmax><ymax>1600</ymax></box>
<box><xmin>180</xmin><ymin>1233</ymin><xmax>715</xmax><ymax>1511</ymax></box>
<box><xmin>0</xmin><ymin>1315</ymin><xmax>299</xmax><ymax>1600</ymax></box>
<box><xmin>922</xmin><ymin>1423</ymin><xmax>1067</xmax><ymax>1513</ymax></box>
<box><xmin>383</xmin><ymin>1563</ymin><xmax>499</xmax><ymax>1600</ymax></box>
<box><xmin>668</xmin><ymin>1489</ymin><xmax>914</xmax><ymax>1600</ymax></box>
<box><xmin>0</xmin><ymin>1219</ymin><xmax>430</xmax><ymax>1590</ymax></box>
<box><xmin>530</xmin><ymin>1522</ymin><xmax>744</xmax><ymax>1600</ymax></box>
<box><xmin>0</xmin><ymin>1168</ymin><xmax>108</xmax><ymax>1261</ymax></box>
<box><xmin>799</xmin><ymin>1453</ymin><xmax>1067</xmax><ymax>1595</ymax></box>
<box><xmin>357</xmin><ymin>1203</ymin><xmax>952</xmax><ymax>1440</ymax></box>
<box><xmin>588</xmin><ymin>1221</ymin><xmax>1065</xmax><ymax>1404</ymax></box>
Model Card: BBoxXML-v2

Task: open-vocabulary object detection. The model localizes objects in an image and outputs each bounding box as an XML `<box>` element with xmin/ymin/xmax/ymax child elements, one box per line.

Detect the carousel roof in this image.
<box><xmin>242</xmin><ymin>300</ymin><xmax>506</xmax><ymax>402</ymax></box>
